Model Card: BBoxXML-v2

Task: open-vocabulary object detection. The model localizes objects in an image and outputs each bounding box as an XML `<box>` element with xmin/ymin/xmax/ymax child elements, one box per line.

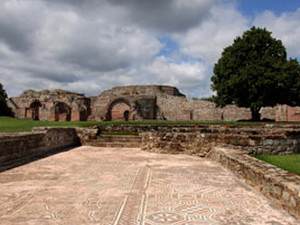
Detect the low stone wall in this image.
<box><xmin>76</xmin><ymin>127</ymin><xmax>100</xmax><ymax>146</ymax></box>
<box><xmin>75</xmin><ymin>125</ymin><xmax>300</xmax><ymax>156</ymax></box>
<box><xmin>209</xmin><ymin>146</ymin><xmax>300</xmax><ymax>219</ymax></box>
<box><xmin>139</xmin><ymin>125</ymin><xmax>300</xmax><ymax>156</ymax></box>
<box><xmin>0</xmin><ymin>127</ymin><xmax>80</xmax><ymax>167</ymax></box>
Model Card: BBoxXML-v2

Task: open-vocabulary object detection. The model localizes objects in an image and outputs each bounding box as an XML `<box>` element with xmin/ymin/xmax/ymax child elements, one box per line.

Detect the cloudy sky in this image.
<box><xmin>0</xmin><ymin>0</ymin><xmax>300</xmax><ymax>98</ymax></box>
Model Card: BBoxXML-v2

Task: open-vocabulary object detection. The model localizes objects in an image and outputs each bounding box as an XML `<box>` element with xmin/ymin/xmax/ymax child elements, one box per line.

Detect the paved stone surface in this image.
<box><xmin>0</xmin><ymin>146</ymin><xmax>299</xmax><ymax>225</ymax></box>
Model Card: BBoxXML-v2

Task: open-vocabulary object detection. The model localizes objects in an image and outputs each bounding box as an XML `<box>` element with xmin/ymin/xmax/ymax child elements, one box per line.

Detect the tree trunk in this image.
<box><xmin>251</xmin><ymin>107</ymin><xmax>261</xmax><ymax>121</ymax></box>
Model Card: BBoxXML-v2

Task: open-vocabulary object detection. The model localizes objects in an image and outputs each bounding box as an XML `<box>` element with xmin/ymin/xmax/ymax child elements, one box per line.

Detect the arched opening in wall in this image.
<box><xmin>27</xmin><ymin>101</ymin><xmax>42</xmax><ymax>120</ymax></box>
<box><xmin>54</xmin><ymin>102</ymin><xmax>71</xmax><ymax>121</ymax></box>
<box><xmin>106</xmin><ymin>99</ymin><xmax>131</xmax><ymax>121</ymax></box>
<box><xmin>124</xmin><ymin>110</ymin><xmax>129</xmax><ymax>121</ymax></box>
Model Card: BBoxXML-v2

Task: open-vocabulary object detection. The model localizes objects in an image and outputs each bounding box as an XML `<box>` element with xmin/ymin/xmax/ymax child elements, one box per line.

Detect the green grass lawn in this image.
<box><xmin>0</xmin><ymin>116</ymin><xmax>282</xmax><ymax>133</ymax></box>
<box><xmin>0</xmin><ymin>116</ymin><xmax>102</xmax><ymax>132</ymax></box>
<box><xmin>254</xmin><ymin>155</ymin><xmax>300</xmax><ymax>175</ymax></box>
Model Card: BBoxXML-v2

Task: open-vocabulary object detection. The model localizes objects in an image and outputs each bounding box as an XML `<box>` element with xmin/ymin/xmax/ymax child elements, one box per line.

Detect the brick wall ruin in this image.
<box><xmin>276</xmin><ymin>105</ymin><xmax>300</xmax><ymax>122</ymax></box>
<box><xmin>7</xmin><ymin>90</ymin><xmax>91</xmax><ymax>121</ymax></box>
<box><xmin>6</xmin><ymin>85</ymin><xmax>300</xmax><ymax>122</ymax></box>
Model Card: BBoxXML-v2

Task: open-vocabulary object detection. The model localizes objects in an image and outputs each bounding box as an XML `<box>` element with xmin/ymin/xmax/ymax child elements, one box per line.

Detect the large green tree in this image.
<box><xmin>281</xmin><ymin>58</ymin><xmax>300</xmax><ymax>106</ymax></box>
<box><xmin>0</xmin><ymin>83</ymin><xmax>11</xmax><ymax>116</ymax></box>
<box><xmin>211</xmin><ymin>26</ymin><xmax>300</xmax><ymax>121</ymax></box>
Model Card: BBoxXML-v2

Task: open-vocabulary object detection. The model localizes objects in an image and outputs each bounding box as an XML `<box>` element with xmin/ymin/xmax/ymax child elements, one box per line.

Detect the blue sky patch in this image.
<box><xmin>156</xmin><ymin>36</ymin><xmax>179</xmax><ymax>57</ymax></box>
<box><xmin>238</xmin><ymin>0</ymin><xmax>300</xmax><ymax>16</ymax></box>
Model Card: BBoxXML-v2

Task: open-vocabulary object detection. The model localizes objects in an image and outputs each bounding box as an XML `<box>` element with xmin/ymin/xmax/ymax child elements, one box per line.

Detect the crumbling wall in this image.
<box><xmin>99</xmin><ymin>85</ymin><xmax>185</xmax><ymax>98</ymax></box>
<box><xmin>140</xmin><ymin>125</ymin><xmax>300</xmax><ymax>156</ymax></box>
<box><xmin>8</xmin><ymin>90</ymin><xmax>91</xmax><ymax>121</ymax></box>
<box><xmin>157</xmin><ymin>96</ymin><xmax>254</xmax><ymax>121</ymax></box>
<box><xmin>276</xmin><ymin>105</ymin><xmax>300</xmax><ymax>122</ymax></box>
<box><xmin>260</xmin><ymin>107</ymin><xmax>276</xmax><ymax>120</ymax></box>
<box><xmin>192</xmin><ymin>100</ymin><xmax>223</xmax><ymax>121</ymax></box>
<box><xmin>0</xmin><ymin>128</ymin><xmax>80</xmax><ymax>167</ymax></box>
<box><xmin>156</xmin><ymin>95</ymin><xmax>192</xmax><ymax>120</ymax></box>
<box><xmin>6</xmin><ymin>85</ymin><xmax>287</xmax><ymax>122</ymax></box>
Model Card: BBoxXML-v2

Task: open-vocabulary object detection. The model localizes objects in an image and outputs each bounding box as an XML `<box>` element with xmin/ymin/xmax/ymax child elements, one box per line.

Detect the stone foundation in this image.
<box><xmin>0</xmin><ymin>128</ymin><xmax>80</xmax><ymax>167</ymax></box>
<box><xmin>84</xmin><ymin>124</ymin><xmax>300</xmax><ymax>156</ymax></box>
<box><xmin>1</xmin><ymin>125</ymin><xmax>300</xmax><ymax>218</ymax></box>
<box><xmin>209</xmin><ymin>146</ymin><xmax>300</xmax><ymax>219</ymax></box>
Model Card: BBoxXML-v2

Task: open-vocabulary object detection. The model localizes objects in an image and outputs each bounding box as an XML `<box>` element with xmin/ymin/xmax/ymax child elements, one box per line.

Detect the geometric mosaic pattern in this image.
<box><xmin>0</xmin><ymin>146</ymin><xmax>299</xmax><ymax>225</ymax></box>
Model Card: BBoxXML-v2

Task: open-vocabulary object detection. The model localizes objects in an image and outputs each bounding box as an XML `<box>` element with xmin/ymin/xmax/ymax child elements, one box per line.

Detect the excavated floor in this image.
<box><xmin>0</xmin><ymin>146</ymin><xmax>299</xmax><ymax>225</ymax></box>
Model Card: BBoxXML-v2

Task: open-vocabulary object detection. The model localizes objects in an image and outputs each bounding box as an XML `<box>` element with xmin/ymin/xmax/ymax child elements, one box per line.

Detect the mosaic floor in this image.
<box><xmin>0</xmin><ymin>146</ymin><xmax>299</xmax><ymax>225</ymax></box>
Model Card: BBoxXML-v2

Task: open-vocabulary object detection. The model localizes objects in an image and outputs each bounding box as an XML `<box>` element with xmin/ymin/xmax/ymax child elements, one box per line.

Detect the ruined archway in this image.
<box><xmin>54</xmin><ymin>102</ymin><xmax>71</xmax><ymax>121</ymax></box>
<box><xmin>124</xmin><ymin>110</ymin><xmax>129</xmax><ymax>121</ymax></box>
<box><xmin>27</xmin><ymin>101</ymin><xmax>42</xmax><ymax>120</ymax></box>
<box><xmin>106</xmin><ymin>99</ymin><xmax>131</xmax><ymax>121</ymax></box>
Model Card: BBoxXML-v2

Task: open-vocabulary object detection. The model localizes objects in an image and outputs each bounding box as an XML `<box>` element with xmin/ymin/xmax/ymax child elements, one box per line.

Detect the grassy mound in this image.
<box><xmin>255</xmin><ymin>154</ymin><xmax>300</xmax><ymax>175</ymax></box>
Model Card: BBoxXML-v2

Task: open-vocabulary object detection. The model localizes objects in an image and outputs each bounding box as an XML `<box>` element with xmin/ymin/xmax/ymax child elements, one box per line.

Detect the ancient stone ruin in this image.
<box><xmin>1</xmin><ymin>125</ymin><xmax>300</xmax><ymax>220</ymax></box>
<box><xmin>7</xmin><ymin>89</ymin><xmax>90</xmax><ymax>121</ymax></box>
<box><xmin>6</xmin><ymin>85</ymin><xmax>300</xmax><ymax>122</ymax></box>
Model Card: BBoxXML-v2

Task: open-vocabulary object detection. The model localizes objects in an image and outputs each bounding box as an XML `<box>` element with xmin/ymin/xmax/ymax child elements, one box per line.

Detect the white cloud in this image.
<box><xmin>0</xmin><ymin>0</ymin><xmax>46</xmax><ymax>52</ymax></box>
<box><xmin>0</xmin><ymin>0</ymin><xmax>163</xmax><ymax>96</ymax></box>
<box><xmin>253</xmin><ymin>8</ymin><xmax>300</xmax><ymax>58</ymax></box>
<box><xmin>142</xmin><ymin>56</ymin><xmax>210</xmax><ymax>97</ymax></box>
<box><xmin>107</xmin><ymin>0</ymin><xmax>220</xmax><ymax>32</ymax></box>
<box><xmin>33</xmin><ymin>3</ymin><xmax>162</xmax><ymax>71</ymax></box>
<box><xmin>175</xmin><ymin>3</ymin><xmax>248</xmax><ymax>64</ymax></box>
<box><xmin>1</xmin><ymin>0</ymin><xmax>300</xmax><ymax>100</ymax></box>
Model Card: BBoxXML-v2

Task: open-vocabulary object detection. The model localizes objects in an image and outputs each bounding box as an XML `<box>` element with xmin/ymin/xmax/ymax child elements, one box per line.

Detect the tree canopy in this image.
<box><xmin>211</xmin><ymin>26</ymin><xmax>300</xmax><ymax>121</ymax></box>
<box><xmin>0</xmin><ymin>83</ymin><xmax>11</xmax><ymax>116</ymax></box>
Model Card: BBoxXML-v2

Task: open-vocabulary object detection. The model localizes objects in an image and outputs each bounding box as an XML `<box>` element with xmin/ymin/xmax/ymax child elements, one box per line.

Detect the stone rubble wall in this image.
<box><xmin>99</xmin><ymin>85</ymin><xmax>185</xmax><ymax>98</ymax></box>
<box><xmin>276</xmin><ymin>105</ymin><xmax>300</xmax><ymax>122</ymax></box>
<box><xmin>156</xmin><ymin>96</ymin><xmax>273</xmax><ymax>121</ymax></box>
<box><xmin>8</xmin><ymin>89</ymin><xmax>90</xmax><ymax>121</ymax></box>
<box><xmin>84</xmin><ymin>123</ymin><xmax>300</xmax><ymax>155</ymax></box>
<box><xmin>260</xmin><ymin>107</ymin><xmax>276</xmax><ymax>120</ymax></box>
<box><xmin>76</xmin><ymin>127</ymin><xmax>100</xmax><ymax>145</ymax></box>
<box><xmin>209</xmin><ymin>146</ymin><xmax>300</xmax><ymax>219</ymax></box>
<box><xmin>138</xmin><ymin>125</ymin><xmax>300</xmax><ymax>156</ymax></box>
<box><xmin>223</xmin><ymin>105</ymin><xmax>252</xmax><ymax>121</ymax></box>
<box><xmin>0</xmin><ymin>128</ymin><xmax>80</xmax><ymax>167</ymax></box>
<box><xmin>157</xmin><ymin>95</ymin><xmax>193</xmax><ymax>120</ymax></box>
